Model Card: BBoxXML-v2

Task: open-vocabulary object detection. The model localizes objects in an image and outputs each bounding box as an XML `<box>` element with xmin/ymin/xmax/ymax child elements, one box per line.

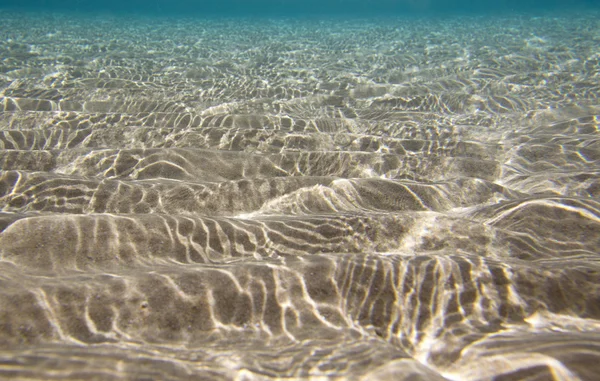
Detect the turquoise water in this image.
<box><xmin>3</xmin><ymin>0</ymin><xmax>600</xmax><ymax>16</ymax></box>
<box><xmin>1</xmin><ymin>1</ymin><xmax>600</xmax><ymax>380</ymax></box>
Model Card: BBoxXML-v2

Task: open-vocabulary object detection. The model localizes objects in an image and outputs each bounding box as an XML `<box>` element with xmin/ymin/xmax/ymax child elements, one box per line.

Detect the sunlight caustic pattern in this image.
<box><xmin>0</xmin><ymin>11</ymin><xmax>599</xmax><ymax>380</ymax></box>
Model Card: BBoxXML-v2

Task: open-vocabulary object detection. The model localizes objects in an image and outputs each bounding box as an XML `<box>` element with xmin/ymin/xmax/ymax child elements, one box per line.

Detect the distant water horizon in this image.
<box><xmin>2</xmin><ymin>0</ymin><xmax>600</xmax><ymax>17</ymax></box>
<box><xmin>1</xmin><ymin>1</ymin><xmax>599</xmax><ymax>380</ymax></box>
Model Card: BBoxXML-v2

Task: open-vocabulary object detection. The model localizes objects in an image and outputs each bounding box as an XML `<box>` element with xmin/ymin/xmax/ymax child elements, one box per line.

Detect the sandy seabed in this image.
<box><xmin>0</xmin><ymin>10</ymin><xmax>600</xmax><ymax>380</ymax></box>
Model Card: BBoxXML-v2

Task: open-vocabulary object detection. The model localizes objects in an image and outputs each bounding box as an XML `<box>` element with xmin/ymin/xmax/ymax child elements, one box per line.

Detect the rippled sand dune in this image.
<box><xmin>1</xmin><ymin>11</ymin><xmax>600</xmax><ymax>380</ymax></box>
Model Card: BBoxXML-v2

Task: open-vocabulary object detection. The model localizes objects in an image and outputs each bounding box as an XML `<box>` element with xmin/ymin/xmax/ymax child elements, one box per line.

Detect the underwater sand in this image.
<box><xmin>1</xmin><ymin>11</ymin><xmax>600</xmax><ymax>380</ymax></box>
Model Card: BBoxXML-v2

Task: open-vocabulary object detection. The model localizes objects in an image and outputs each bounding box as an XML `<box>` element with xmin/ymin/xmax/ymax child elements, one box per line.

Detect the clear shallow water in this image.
<box><xmin>0</xmin><ymin>4</ymin><xmax>599</xmax><ymax>381</ymax></box>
